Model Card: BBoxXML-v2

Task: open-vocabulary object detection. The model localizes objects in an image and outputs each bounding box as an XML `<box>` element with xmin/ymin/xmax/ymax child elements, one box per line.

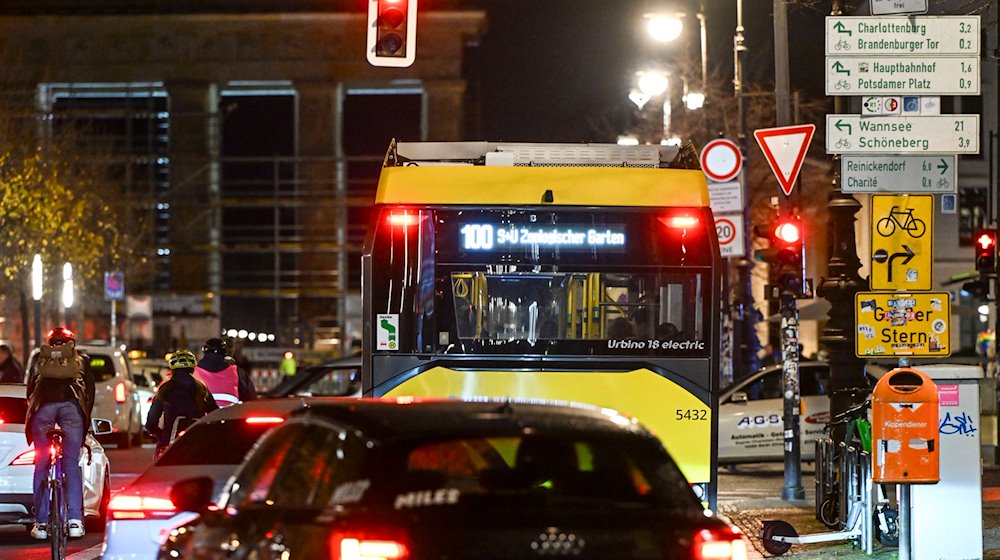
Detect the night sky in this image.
<box><xmin>474</xmin><ymin>0</ymin><xmax>830</xmax><ymax>142</ymax></box>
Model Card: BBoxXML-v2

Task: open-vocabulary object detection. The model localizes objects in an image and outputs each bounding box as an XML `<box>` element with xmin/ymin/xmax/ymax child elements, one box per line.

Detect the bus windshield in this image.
<box><xmin>451</xmin><ymin>269</ymin><xmax>705</xmax><ymax>349</ymax></box>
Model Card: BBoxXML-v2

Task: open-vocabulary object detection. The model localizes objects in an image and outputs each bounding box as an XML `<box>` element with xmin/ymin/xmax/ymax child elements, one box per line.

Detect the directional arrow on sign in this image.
<box><xmin>833</xmin><ymin>21</ymin><xmax>851</xmax><ymax>35</ymax></box>
<box><xmin>832</xmin><ymin>61</ymin><xmax>850</xmax><ymax>75</ymax></box>
<box><xmin>872</xmin><ymin>245</ymin><xmax>915</xmax><ymax>282</ymax></box>
<box><xmin>834</xmin><ymin>120</ymin><xmax>851</xmax><ymax>135</ymax></box>
<box><xmin>937</xmin><ymin>159</ymin><xmax>949</xmax><ymax>174</ymax></box>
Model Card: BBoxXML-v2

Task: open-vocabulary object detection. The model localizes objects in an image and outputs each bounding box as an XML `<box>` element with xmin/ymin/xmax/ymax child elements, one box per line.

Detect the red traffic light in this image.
<box><xmin>367</xmin><ymin>0</ymin><xmax>418</xmax><ymax>67</ymax></box>
<box><xmin>975</xmin><ymin>228</ymin><xmax>997</xmax><ymax>274</ymax></box>
<box><xmin>976</xmin><ymin>230</ymin><xmax>996</xmax><ymax>251</ymax></box>
<box><xmin>773</xmin><ymin>220</ymin><xmax>801</xmax><ymax>244</ymax></box>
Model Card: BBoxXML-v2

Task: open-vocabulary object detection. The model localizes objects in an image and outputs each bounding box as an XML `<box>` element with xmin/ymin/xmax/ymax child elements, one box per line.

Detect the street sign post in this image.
<box><xmin>753</xmin><ymin>124</ymin><xmax>815</xmax><ymax>196</ymax></box>
<box><xmin>841</xmin><ymin>155</ymin><xmax>956</xmax><ymax>193</ymax></box>
<box><xmin>826</xmin><ymin>16</ymin><xmax>979</xmax><ymax>56</ymax></box>
<box><xmin>700</xmin><ymin>139</ymin><xmax>742</xmax><ymax>183</ymax></box>
<box><xmin>870</xmin><ymin>194</ymin><xmax>933</xmax><ymax>290</ymax></box>
<box><xmin>855</xmin><ymin>291</ymin><xmax>950</xmax><ymax>357</ymax></box>
<box><xmin>871</xmin><ymin>0</ymin><xmax>927</xmax><ymax>16</ymax></box>
<box><xmin>715</xmin><ymin>214</ymin><xmax>745</xmax><ymax>258</ymax></box>
<box><xmin>825</xmin><ymin>56</ymin><xmax>979</xmax><ymax>96</ymax></box>
<box><xmin>707</xmin><ymin>181</ymin><xmax>744</xmax><ymax>213</ymax></box>
<box><xmin>826</xmin><ymin>114</ymin><xmax>979</xmax><ymax>154</ymax></box>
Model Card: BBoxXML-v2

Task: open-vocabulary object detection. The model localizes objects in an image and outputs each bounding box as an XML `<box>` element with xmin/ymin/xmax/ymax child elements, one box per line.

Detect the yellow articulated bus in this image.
<box><xmin>361</xmin><ymin>141</ymin><xmax>722</xmax><ymax>506</ymax></box>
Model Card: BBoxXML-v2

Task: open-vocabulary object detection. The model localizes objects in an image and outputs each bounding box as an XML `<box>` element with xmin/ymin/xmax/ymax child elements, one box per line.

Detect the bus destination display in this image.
<box><xmin>459</xmin><ymin>223</ymin><xmax>626</xmax><ymax>252</ymax></box>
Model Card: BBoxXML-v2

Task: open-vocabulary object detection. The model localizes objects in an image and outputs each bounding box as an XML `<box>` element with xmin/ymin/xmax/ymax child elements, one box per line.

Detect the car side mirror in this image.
<box><xmin>91</xmin><ymin>418</ymin><xmax>114</xmax><ymax>435</ymax></box>
<box><xmin>730</xmin><ymin>392</ymin><xmax>749</xmax><ymax>405</ymax></box>
<box><xmin>171</xmin><ymin>476</ymin><xmax>215</xmax><ymax>513</ymax></box>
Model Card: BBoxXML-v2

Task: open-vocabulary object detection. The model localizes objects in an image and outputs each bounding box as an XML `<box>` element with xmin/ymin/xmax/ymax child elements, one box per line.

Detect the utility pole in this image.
<box><xmin>732</xmin><ymin>0</ymin><xmax>761</xmax><ymax>384</ymax></box>
<box><xmin>772</xmin><ymin>0</ymin><xmax>804</xmax><ymax>502</ymax></box>
<box><xmin>818</xmin><ymin>0</ymin><xmax>869</xmax><ymax>504</ymax></box>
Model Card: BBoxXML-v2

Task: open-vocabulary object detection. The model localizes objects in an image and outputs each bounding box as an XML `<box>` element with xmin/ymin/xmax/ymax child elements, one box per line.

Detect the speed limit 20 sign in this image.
<box><xmin>715</xmin><ymin>215</ymin><xmax>745</xmax><ymax>258</ymax></box>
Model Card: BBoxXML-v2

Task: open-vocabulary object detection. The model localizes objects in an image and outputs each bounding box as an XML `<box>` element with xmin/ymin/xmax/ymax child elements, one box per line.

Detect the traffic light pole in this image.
<box><xmin>780</xmin><ymin>288</ymin><xmax>804</xmax><ymax>500</ymax></box>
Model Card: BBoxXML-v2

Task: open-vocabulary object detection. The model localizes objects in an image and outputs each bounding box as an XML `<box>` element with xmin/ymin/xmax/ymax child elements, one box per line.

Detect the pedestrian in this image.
<box><xmin>193</xmin><ymin>337</ymin><xmax>256</xmax><ymax>406</ymax></box>
<box><xmin>25</xmin><ymin>327</ymin><xmax>95</xmax><ymax>540</ymax></box>
<box><xmin>0</xmin><ymin>343</ymin><xmax>24</xmax><ymax>383</ymax></box>
<box><xmin>145</xmin><ymin>350</ymin><xmax>218</xmax><ymax>458</ymax></box>
<box><xmin>279</xmin><ymin>351</ymin><xmax>297</xmax><ymax>377</ymax></box>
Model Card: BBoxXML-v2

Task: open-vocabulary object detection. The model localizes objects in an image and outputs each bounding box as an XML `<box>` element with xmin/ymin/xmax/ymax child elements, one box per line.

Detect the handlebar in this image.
<box><xmin>827</xmin><ymin>398</ymin><xmax>872</xmax><ymax>426</ymax></box>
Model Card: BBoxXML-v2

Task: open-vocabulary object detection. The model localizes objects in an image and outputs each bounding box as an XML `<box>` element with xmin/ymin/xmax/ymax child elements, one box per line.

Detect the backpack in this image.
<box><xmin>36</xmin><ymin>344</ymin><xmax>84</xmax><ymax>380</ymax></box>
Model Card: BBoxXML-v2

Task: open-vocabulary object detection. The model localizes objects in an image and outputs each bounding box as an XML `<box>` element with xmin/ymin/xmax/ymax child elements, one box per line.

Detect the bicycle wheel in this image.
<box><xmin>48</xmin><ymin>478</ymin><xmax>67</xmax><ymax>560</ymax></box>
<box><xmin>906</xmin><ymin>218</ymin><xmax>926</xmax><ymax>238</ymax></box>
<box><xmin>875</xmin><ymin>217</ymin><xmax>896</xmax><ymax>237</ymax></box>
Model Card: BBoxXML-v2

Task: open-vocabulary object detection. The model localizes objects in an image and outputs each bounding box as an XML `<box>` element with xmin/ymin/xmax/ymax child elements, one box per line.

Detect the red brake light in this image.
<box><xmin>659</xmin><ymin>215</ymin><xmax>699</xmax><ymax>229</ymax></box>
<box><xmin>11</xmin><ymin>448</ymin><xmax>35</xmax><ymax>466</ymax></box>
<box><xmin>115</xmin><ymin>382</ymin><xmax>127</xmax><ymax>403</ymax></box>
<box><xmin>692</xmin><ymin>527</ymin><xmax>749</xmax><ymax>560</ymax></box>
<box><xmin>108</xmin><ymin>494</ymin><xmax>177</xmax><ymax>520</ymax></box>
<box><xmin>388</xmin><ymin>212</ymin><xmax>418</xmax><ymax>227</ymax></box>
<box><xmin>245</xmin><ymin>416</ymin><xmax>284</xmax><ymax>425</ymax></box>
<box><xmin>330</xmin><ymin>526</ymin><xmax>410</xmax><ymax>560</ymax></box>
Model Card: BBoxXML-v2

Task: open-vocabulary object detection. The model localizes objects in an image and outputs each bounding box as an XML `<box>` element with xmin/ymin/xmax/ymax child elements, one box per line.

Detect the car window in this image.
<box><xmin>87</xmin><ymin>353</ymin><xmax>118</xmax><ymax>383</ymax></box>
<box><xmin>230</xmin><ymin>422</ymin><xmax>363</xmax><ymax>508</ymax></box>
<box><xmin>741</xmin><ymin>370</ymin><xmax>782</xmax><ymax>401</ymax></box>
<box><xmin>0</xmin><ymin>396</ymin><xmax>28</xmax><ymax>424</ymax></box>
<box><xmin>294</xmin><ymin>368</ymin><xmax>358</xmax><ymax>397</ymax></box>
<box><xmin>156</xmin><ymin>421</ymin><xmax>278</xmax><ymax>466</ymax></box>
<box><xmin>800</xmin><ymin>366</ymin><xmax>829</xmax><ymax>397</ymax></box>
<box><xmin>132</xmin><ymin>373</ymin><xmax>152</xmax><ymax>388</ymax></box>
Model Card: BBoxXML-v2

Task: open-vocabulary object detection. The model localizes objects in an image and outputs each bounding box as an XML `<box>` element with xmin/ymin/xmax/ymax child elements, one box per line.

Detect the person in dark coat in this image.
<box><xmin>0</xmin><ymin>343</ymin><xmax>24</xmax><ymax>383</ymax></box>
<box><xmin>145</xmin><ymin>349</ymin><xmax>218</xmax><ymax>458</ymax></box>
<box><xmin>193</xmin><ymin>338</ymin><xmax>257</xmax><ymax>406</ymax></box>
<box><xmin>25</xmin><ymin>327</ymin><xmax>95</xmax><ymax>540</ymax></box>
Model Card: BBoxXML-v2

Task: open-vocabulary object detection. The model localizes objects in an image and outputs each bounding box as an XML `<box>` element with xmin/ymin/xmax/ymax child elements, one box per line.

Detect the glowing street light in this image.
<box><xmin>644</xmin><ymin>13</ymin><xmax>684</xmax><ymax>43</ymax></box>
<box><xmin>637</xmin><ymin>71</ymin><xmax>669</xmax><ymax>97</ymax></box>
<box><xmin>32</xmin><ymin>254</ymin><xmax>42</xmax><ymax>347</ymax></box>
<box><xmin>62</xmin><ymin>262</ymin><xmax>74</xmax><ymax>310</ymax></box>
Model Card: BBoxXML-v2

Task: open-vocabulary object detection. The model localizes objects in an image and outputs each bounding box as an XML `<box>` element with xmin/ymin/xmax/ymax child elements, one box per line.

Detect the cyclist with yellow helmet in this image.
<box><xmin>145</xmin><ymin>350</ymin><xmax>218</xmax><ymax>458</ymax></box>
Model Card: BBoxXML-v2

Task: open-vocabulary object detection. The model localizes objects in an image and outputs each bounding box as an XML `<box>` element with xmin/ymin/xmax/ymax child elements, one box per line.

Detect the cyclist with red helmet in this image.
<box><xmin>25</xmin><ymin>327</ymin><xmax>95</xmax><ymax>540</ymax></box>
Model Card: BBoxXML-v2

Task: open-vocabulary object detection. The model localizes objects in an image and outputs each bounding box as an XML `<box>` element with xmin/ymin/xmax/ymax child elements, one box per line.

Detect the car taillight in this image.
<box><xmin>115</xmin><ymin>382</ymin><xmax>127</xmax><ymax>403</ymax></box>
<box><xmin>692</xmin><ymin>527</ymin><xmax>749</xmax><ymax>560</ymax></box>
<box><xmin>10</xmin><ymin>448</ymin><xmax>35</xmax><ymax>466</ymax></box>
<box><xmin>108</xmin><ymin>495</ymin><xmax>177</xmax><ymax>520</ymax></box>
<box><xmin>245</xmin><ymin>416</ymin><xmax>284</xmax><ymax>424</ymax></box>
<box><xmin>329</xmin><ymin>526</ymin><xmax>410</xmax><ymax>560</ymax></box>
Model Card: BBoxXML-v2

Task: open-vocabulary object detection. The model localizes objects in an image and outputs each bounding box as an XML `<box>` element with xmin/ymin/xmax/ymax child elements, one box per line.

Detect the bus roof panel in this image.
<box><xmin>374</xmin><ymin>166</ymin><xmax>710</xmax><ymax>207</ymax></box>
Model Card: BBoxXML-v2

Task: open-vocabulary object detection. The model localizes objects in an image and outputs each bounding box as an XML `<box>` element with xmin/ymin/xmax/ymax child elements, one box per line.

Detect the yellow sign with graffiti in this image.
<box><xmin>855</xmin><ymin>291</ymin><xmax>951</xmax><ymax>357</ymax></box>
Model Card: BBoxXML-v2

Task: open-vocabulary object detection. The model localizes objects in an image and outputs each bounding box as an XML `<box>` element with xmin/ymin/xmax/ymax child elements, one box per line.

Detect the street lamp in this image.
<box><xmin>644</xmin><ymin>13</ymin><xmax>684</xmax><ymax>43</ymax></box>
<box><xmin>31</xmin><ymin>254</ymin><xmax>42</xmax><ymax>348</ymax></box>
<box><xmin>62</xmin><ymin>262</ymin><xmax>74</xmax><ymax>332</ymax></box>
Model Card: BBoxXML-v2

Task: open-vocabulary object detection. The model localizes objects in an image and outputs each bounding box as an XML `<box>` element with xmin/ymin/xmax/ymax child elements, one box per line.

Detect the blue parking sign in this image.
<box><xmin>104</xmin><ymin>271</ymin><xmax>125</xmax><ymax>301</ymax></box>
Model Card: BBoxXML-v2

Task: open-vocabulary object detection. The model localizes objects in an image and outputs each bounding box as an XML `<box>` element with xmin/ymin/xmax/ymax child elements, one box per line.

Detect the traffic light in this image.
<box><xmin>974</xmin><ymin>228</ymin><xmax>997</xmax><ymax>274</ymax></box>
<box><xmin>366</xmin><ymin>0</ymin><xmax>417</xmax><ymax>68</ymax></box>
<box><xmin>753</xmin><ymin>214</ymin><xmax>804</xmax><ymax>297</ymax></box>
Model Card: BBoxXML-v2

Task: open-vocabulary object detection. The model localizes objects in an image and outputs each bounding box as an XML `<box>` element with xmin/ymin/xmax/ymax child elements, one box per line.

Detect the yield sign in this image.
<box><xmin>753</xmin><ymin>124</ymin><xmax>815</xmax><ymax>196</ymax></box>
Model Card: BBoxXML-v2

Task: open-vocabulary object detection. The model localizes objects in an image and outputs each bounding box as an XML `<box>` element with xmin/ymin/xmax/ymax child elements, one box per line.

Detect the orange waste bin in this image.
<box><xmin>871</xmin><ymin>367</ymin><xmax>939</xmax><ymax>484</ymax></box>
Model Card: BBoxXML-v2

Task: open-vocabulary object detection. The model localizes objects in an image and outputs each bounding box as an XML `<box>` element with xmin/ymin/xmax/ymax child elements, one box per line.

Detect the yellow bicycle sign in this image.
<box><xmin>870</xmin><ymin>194</ymin><xmax>933</xmax><ymax>291</ymax></box>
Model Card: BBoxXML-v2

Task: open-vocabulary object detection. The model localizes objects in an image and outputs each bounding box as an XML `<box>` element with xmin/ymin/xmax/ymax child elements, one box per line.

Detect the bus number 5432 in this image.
<box><xmin>676</xmin><ymin>409</ymin><xmax>708</xmax><ymax>421</ymax></box>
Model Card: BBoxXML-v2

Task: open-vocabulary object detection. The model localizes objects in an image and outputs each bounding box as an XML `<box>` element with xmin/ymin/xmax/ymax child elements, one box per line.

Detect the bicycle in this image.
<box><xmin>45</xmin><ymin>428</ymin><xmax>68</xmax><ymax>560</ymax></box>
<box><xmin>816</xmin><ymin>399</ymin><xmax>899</xmax><ymax>547</ymax></box>
<box><xmin>875</xmin><ymin>206</ymin><xmax>927</xmax><ymax>238</ymax></box>
<box><xmin>43</xmin><ymin>428</ymin><xmax>92</xmax><ymax>560</ymax></box>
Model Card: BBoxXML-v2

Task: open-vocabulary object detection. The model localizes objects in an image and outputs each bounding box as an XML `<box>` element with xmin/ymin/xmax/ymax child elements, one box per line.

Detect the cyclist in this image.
<box><xmin>193</xmin><ymin>338</ymin><xmax>256</xmax><ymax>407</ymax></box>
<box><xmin>146</xmin><ymin>350</ymin><xmax>218</xmax><ymax>458</ymax></box>
<box><xmin>25</xmin><ymin>327</ymin><xmax>95</xmax><ymax>540</ymax></box>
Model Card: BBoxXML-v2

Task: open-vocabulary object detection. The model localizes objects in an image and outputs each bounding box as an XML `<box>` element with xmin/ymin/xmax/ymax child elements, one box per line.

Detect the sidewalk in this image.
<box><xmin>718</xmin><ymin>462</ymin><xmax>1000</xmax><ymax>560</ymax></box>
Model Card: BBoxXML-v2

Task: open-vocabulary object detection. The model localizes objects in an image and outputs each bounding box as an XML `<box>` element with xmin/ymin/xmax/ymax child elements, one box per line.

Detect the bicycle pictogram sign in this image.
<box><xmin>870</xmin><ymin>194</ymin><xmax>933</xmax><ymax>291</ymax></box>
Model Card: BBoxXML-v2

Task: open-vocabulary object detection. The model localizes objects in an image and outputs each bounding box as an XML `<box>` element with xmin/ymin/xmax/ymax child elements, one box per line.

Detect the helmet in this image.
<box><xmin>46</xmin><ymin>327</ymin><xmax>76</xmax><ymax>346</ymax></box>
<box><xmin>168</xmin><ymin>350</ymin><xmax>197</xmax><ymax>370</ymax></box>
<box><xmin>202</xmin><ymin>337</ymin><xmax>228</xmax><ymax>355</ymax></box>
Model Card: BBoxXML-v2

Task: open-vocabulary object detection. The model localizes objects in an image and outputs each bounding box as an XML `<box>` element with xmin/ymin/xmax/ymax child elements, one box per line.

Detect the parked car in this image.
<box><xmin>263</xmin><ymin>354</ymin><xmax>361</xmax><ymax>398</ymax></box>
<box><xmin>719</xmin><ymin>361</ymin><xmax>879</xmax><ymax>464</ymax></box>
<box><xmin>28</xmin><ymin>342</ymin><xmax>144</xmax><ymax>449</ymax></box>
<box><xmin>129</xmin><ymin>358</ymin><xmax>169</xmax><ymax>426</ymax></box>
<box><xmin>102</xmin><ymin>397</ymin><xmax>323</xmax><ymax>560</ymax></box>
<box><xmin>0</xmin><ymin>383</ymin><xmax>114</xmax><ymax>532</ymax></box>
<box><xmin>160</xmin><ymin>398</ymin><xmax>750</xmax><ymax>560</ymax></box>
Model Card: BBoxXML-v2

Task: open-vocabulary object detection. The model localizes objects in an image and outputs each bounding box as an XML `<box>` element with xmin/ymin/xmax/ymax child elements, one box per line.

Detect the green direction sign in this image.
<box><xmin>825</xmin><ymin>57</ymin><xmax>979</xmax><ymax>96</ymax></box>
<box><xmin>841</xmin><ymin>155</ymin><xmax>956</xmax><ymax>193</ymax></box>
<box><xmin>826</xmin><ymin>114</ymin><xmax>979</xmax><ymax>154</ymax></box>
<box><xmin>826</xmin><ymin>16</ymin><xmax>980</xmax><ymax>56</ymax></box>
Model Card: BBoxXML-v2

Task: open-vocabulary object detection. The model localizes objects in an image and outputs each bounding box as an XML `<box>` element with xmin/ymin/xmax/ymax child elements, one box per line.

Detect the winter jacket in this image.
<box><xmin>145</xmin><ymin>369</ymin><xmax>218</xmax><ymax>451</ymax></box>
<box><xmin>194</xmin><ymin>353</ymin><xmax>257</xmax><ymax>405</ymax></box>
<box><xmin>25</xmin><ymin>349</ymin><xmax>96</xmax><ymax>446</ymax></box>
<box><xmin>0</xmin><ymin>345</ymin><xmax>24</xmax><ymax>383</ymax></box>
